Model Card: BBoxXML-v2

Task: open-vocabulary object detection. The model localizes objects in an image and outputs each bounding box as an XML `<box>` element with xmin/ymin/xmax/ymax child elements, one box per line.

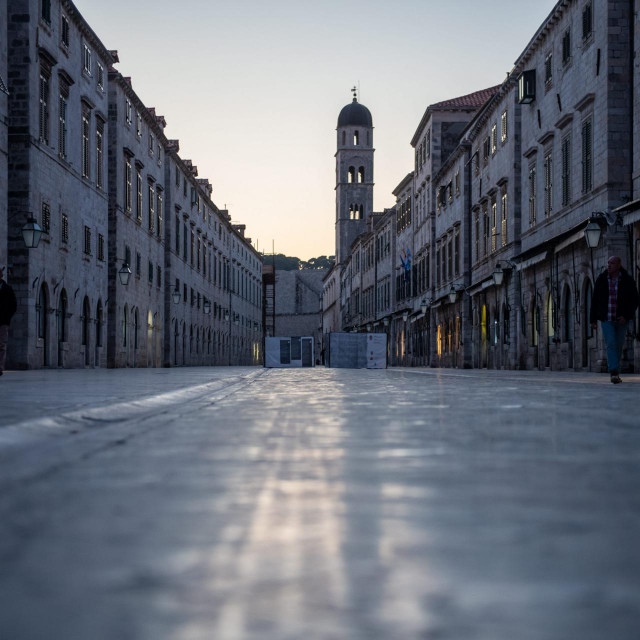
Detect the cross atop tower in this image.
<box><xmin>351</xmin><ymin>86</ymin><xmax>357</xmax><ymax>102</ymax></box>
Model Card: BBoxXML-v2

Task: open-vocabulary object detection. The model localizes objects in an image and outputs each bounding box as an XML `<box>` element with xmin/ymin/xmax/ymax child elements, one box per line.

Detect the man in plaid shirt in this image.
<box><xmin>590</xmin><ymin>256</ymin><xmax>639</xmax><ymax>383</ymax></box>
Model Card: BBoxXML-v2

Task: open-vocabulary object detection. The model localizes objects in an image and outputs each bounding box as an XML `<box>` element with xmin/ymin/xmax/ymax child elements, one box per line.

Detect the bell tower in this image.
<box><xmin>335</xmin><ymin>89</ymin><xmax>374</xmax><ymax>265</ymax></box>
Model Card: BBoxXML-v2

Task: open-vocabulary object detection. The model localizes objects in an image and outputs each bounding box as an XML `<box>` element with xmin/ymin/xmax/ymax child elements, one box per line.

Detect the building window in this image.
<box><xmin>491</xmin><ymin>124</ymin><xmax>497</xmax><ymax>155</ymax></box>
<box><xmin>136</xmin><ymin>112</ymin><xmax>142</xmax><ymax>138</ymax></box>
<box><xmin>562</xmin><ymin>29</ymin><xmax>571</xmax><ymax>65</ymax></box>
<box><xmin>426</xmin><ymin>130</ymin><xmax>431</xmax><ymax>158</ymax></box>
<box><xmin>96</xmin><ymin>121</ymin><xmax>104</xmax><ymax>189</ymax></box>
<box><xmin>148</xmin><ymin>132</ymin><xmax>154</xmax><ymax>156</ymax></box>
<box><xmin>98</xmin><ymin>234</ymin><xmax>104</xmax><ymax>261</ymax></box>
<box><xmin>83</xmin><ymin>44</ymin><xmax>92</xmax><ymax>75</ymax></box>
<box><xmin>482</xmin><ymin>202</ymin><xmax>489</xmax><ymax>257</ymax></box>
<box><xmin>582</xmin><ymin>2</ymin><xmax>593</xmax><ymax>41</ymax></box>
<box><xmin>61</xmin><ymin>14</ymin><xmax>70</xmax><ymax>47</ymax></box>
<box><xmin>82</xmin><ymin>111</ymin><xmax>90</xmax><ymax>178</ymax></box>
<box><xmin>125</xmin><ymin>158</ymin><xmax>132</xmax><ymax>212</ymax></box>
<box><xmin>58</xmin><ymin>92</ymin><xmax>67</xmax><ymax>158</ymax></box>
<box><xmin>491</xmin><ymin>197</ymin><xmax>497</xmax><ymax>252</ymax></box>
<box><xmin>39</xmin><ymin>69</ymin><xmax>50</xmax><ymax>144</ymax></box>
<box><xmin>157</xmin><ymin>190</ymin><xmax>163</xmax><ymax>237</ymax></box>
<box><xmin>528</xmin><ymin>165</ymin><xmax>537</xmax><ymax>226</ymax></box>
<box><xmin>84</xmin><ymin>226</ymin><xmax>91</xmax><ymax>255</ymax></box>
<box><xmin>157</xmin><ymin>265</ymin><xmax>162</xmax><ymax>287</ymax></box>
<box><xmin>41</xmin><ymin>202</ymin><xmax>51</xmax><ymax>234</ymax></box>
<box><xmin>353</xmin><ymin>130</ymin><xmax>359</xmax><ymax>145</ymax></box>
<box><xmin>483</xmin><ymin>137</ymin><xmax>490</xmax><ymax>162</ymax></box>
<box><xmin>501</xmin><ymin>110</ymin><xmax>508</xmax><ymax>142</ymax></box>
<box><xmin>136</xmin><ymin>168</ymin><xmax>142</xmax><ymax>221</ymax></box>
<box><xmin>544</xmin><ymin>152</ymin><xmax>553</xmax><ymax>217</ymax></box>
<box><xmin>581</xmin><ymin>119</ymin><xmax>592</xmax><ymax>193</ymax></box>
<box><xmin>125</xmin><ymin>99</ymin><xmax>132</xmax><ymax>125</ymax></box>
<box><xmin>97</xmin><ymin>63</ymin><xmax>104</xmax><ymax>91</ymax></box>
<box><xmin>175</xmin><ymin>216</ymin><xmax>180</xmax><ymax>254</ymax></box>
<box><xmin>561</xmin><ymin>136</ymin><xmax>571</xmax><ymax>206</ymax></box>
<box><xmin>183</xmin><ymin>223</ymin><xmax>188</xmax><ymax>258</ymax></box>
<box><xmin>136</xmin><ymin>252</ymin><xmax>141</xmax><ymax>277</ymax></box>
<box><xmin>190</xmin><ymin>229</ymin><xmax>195</xmax><ymax>266</ymax></box>
<box><xmin>474</xmin><ymin>210</ymin><xmax>480</xmax><ymax>261</ymax></box>
<box><xmin>148</xmin><ymin>261</ymin><xmax>153</xmax><ymax>284</ymax></box>
<box><xmin>544</xmin><ymin>53</ymin><xmax>553</xmax><ymax>87</ymax></box>
<box><xmin>61</xmin><ymin>213</ymin><xmax>69</xmax><ymax>244</ymax></box>
<box><xmin>41</xmin><ymin>0</ymin><xmax>51</xmax><ymax>23</ymax></box>
<box><xmin>473</xmin><ymin>152</ymin><xmax>479</xmax><ymax>176</ymax></box>
<box><xmin>501</xmin><ymin>189</ymin><xmax>508</xmax><ymax>246</ymax></box>
<box><xmin>455</xmin><ymin>171</ymin><xmax>460</xmax><ymax>196</ymax></box>
<box><xmin>148</xmin><ymin>182</ymin><xmax>155</xmax><ymax>232</ymax></box>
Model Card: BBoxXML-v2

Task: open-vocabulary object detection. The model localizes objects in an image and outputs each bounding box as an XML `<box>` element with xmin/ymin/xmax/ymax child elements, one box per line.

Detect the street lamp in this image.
<box><xmin>172</xmin><ymin>287</ymin><xmax>181</xmax><ymax>304</ymax></box>
<box><xmin>420</xmin><ymin>299</ymin><xmax>428</xmax><ymax>314</ymax></box>
<box><xmin>448</xmin><ymin>286</ymin><xmax>458</xmax><ymax>304</ymax></box>
<box><xmin>118</xmin><ymin>261</ymin><xmax>132</xmax><ymax>286</ymax></box>
<box><xmin>402</xmin><ymin>311</ymin><xmax>409</xmax><ymax>322</ymax></box>
<box><xmin>203</xmin><ymin>299</ymin><xmax>211</xmax><ymax>314</ymax></box>
<box><xmin>224</xmin><ymin>309</ymin><xmax>230</xmax><ymax>321</ymax></box>
<box><xmin>383</xmin><ymin>317</ymin><xmax>389</xmax><ymax>327</ymax></box>
<box><xmin>492</xmin><ymin>263</ymin><xmax>505</xmax><ymax>287</ymax></box>
<box><xmin>366</xmin><ymin>323</ymin><xmax>372</xmax><ymax>332</ymax></box>
<box><xmin>21</xmin><ymin>216</ymin><xmax>43</xmax><ymax>249</ymax></box>
<box><xmin>584</xmin><ymin>216</ymin><xmax>603</xmax><ymax>248</ymax></box>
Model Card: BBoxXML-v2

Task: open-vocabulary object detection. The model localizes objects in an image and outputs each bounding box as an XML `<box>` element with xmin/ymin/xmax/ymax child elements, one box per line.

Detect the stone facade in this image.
<box><xmin>3</xmin><ymin>0</ymin><xmax>262</xmax><ymax>369</ymax></box>
<box><xmin>326</xmin><ymin>0</ymin><xmax>640</xmax><ymax>374</ymax></box>
<box><xmin>7</xmin><ymin>0</ymin><xmax>113</xmax><ymax>369</ymax></box>
<box><xmin>274</xmin><ymin>269</ymin><xmax>325</xmax><ymax>363</ymax></box>
<box><xmin>0</xmin><ymin>1</ymin><xmax>8</xmax><ymax>270</ymax></box>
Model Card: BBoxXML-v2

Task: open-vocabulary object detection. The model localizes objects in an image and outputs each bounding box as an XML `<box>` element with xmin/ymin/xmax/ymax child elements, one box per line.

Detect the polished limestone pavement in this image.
<box><xmin>0</xmin><ymin>366</ymin><xmax>638</xmax><ymax>640</ymax></box>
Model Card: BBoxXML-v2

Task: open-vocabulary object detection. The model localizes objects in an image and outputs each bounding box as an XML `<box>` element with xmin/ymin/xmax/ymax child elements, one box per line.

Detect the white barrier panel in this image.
<box><xmin>326</xmin><ymin>332</ymin><xmax>387</xmax><ymax>369</ymax></box>
<box><xmin>265</xmin><ymin>337</ymin><xmax>314</xmax><ymax>368</ymax></box>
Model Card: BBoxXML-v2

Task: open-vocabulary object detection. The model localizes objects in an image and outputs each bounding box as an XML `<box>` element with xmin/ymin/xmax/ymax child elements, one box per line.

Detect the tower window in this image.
<box><xmin>353</xmin><ymin>130</ymin><xmax>359</xmax><ymax>146</ymax></box>
<box><xmin>358</xmin><ymin>166</ymin><xmax>365</xmax><ymax>183</ymax></box>
<box><xmin>348</xmin><ymin>166</ymin><xmax>355</xmax><ymax>183</ymax></box>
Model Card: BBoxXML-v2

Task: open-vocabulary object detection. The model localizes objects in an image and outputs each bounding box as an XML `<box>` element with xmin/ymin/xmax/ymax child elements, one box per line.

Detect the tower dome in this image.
<box><xmin>337</xmin><ymin>97</ymin><xmax>373</xmax><ymax>128</ymax></box>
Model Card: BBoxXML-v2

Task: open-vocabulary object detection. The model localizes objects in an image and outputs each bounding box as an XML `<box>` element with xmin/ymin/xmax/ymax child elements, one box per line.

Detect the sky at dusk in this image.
<box><xmin>79</xmin><ymin>0</ymin><xmax>556</xmax><ymax>260</ymax></box>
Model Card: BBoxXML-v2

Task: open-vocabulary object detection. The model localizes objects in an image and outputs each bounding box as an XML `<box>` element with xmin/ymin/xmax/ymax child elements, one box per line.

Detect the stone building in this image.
<box><xmin>274</xmin><ymin>269</ymin><xmax>325</xmax><ymax>363</ymax></box>
<box><xmin>512</xmin><ymin>0</ymin><xmax>634</xmax><ymax>373</ymax></box>
<box><xmin>0</xmin><ymin>1</ymin><xmax>8</xmax><ymax>270</ymax></box>
<box><xmin>107</xmin><ymin>71</ymin><xmax>168</xmax><ymax>368</ymax></box>
<box><xmin>7</xmin><ymin>0</ymin><xmax>114</xmax><ymax>369</ymax></box>
<box><xmin>3</xmin><ymin>0</ymin><xmax>262</xmax><ymax>370</ymax></box>
<box><xmin>325</xmin><ymin>0</ymin><xmax>640</xmax><ymax>374</ymax></box>
<box><xmin>466</xmin><ymin>82</ymin><xmax>520</xmax><ymax>371</ymax></box>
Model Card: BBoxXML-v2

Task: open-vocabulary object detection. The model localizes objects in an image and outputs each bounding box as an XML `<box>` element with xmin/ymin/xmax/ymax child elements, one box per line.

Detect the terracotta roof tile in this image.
<box><xmin>430</xmin><ymin>85</ymin><xmax>501</xmax><ymax>110</ymax></box>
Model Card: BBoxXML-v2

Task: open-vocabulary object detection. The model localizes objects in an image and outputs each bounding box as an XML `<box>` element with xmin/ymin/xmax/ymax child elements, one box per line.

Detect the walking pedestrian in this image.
<box><xmin>590</xmin><ymin>256</ymin><xmax>639</xmax><ymax>383</ymax></box>
<box><xmin>0</xmin><ymin>266</ymin><xmax>18</xmax><ymax>376</ymax></box>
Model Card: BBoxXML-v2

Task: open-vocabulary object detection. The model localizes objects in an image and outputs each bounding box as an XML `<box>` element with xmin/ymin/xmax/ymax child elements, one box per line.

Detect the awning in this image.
<box><xmin>554</xmin><ymin>229</ymin><xmax>585</xmax><ymax>254</ymax></box>
<box><xmin>623</xmin><ymin>209</ymin><xmax>640</xmax><ymax>225</ymax></box>
<box><xmin>515</xmin><ymin>251</ymin><xmax>548</xmax><ymax>271</ymax></box>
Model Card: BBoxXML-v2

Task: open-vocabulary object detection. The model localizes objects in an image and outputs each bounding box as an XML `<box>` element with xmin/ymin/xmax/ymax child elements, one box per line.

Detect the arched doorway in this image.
<box><xmin>37</xmin><ymin>283</ymin><xmax>49</xmax><ymax>367</ymax></box>
<box><xmin>582</xmin><ymin>279</ymin><xmax>593</xmax><ymax>368</ymax></box>
<box><xmin>147</xmin><ymin>310</ymin><xmax>153</xmax><ymax>367</ymax></box>
<box><xmin>81</xmin><ymin>296</ymin><xmax>91</xmax><ymax>367</ymax></box>
<box><xmin>57</xmin><ymin>289</ymin><xmax>67</xmax><ymax>367</ymax></box>
<box><xmin>563</xmin><ymin>285</ymin><xmax>574</xmax><ymax>368</ymax></box>
<box><xmin>95</xmin><ymin>300</ymin><xmax>103</xmax><ymax>367</ymax></box>
<box><xmin>173</xmin><ymin>320</ymin><xmax>178</xmax><ymax>366</ymax></box>
<box><xmin>154</xmin><ymin>312</ymin><xmax>161</xmax><ymax>367</ymax></box>
<box><xmin>546</xmin><ymin>291</ymin><xmax>555</xmax><ymax>367</ymax></box>
<box><xmin>481</xmin><ymin>304</ymin><xmax>487</xmax><ymax>368</ymax></box>
<box><xmin>133</xmin><ymin>307</ymin><xmax>139</xmax><ymax>367</ymax></box>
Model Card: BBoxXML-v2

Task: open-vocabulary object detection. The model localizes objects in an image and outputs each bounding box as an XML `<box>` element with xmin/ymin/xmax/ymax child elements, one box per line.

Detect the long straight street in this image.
<box><xmin>0</xmin><ymin>367</ymin><xmax>639</xmax><ymax>640</ymax></box>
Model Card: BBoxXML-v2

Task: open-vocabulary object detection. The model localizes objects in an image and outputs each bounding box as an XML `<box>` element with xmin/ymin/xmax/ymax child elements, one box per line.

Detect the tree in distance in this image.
<box><xmin>266</xmin><ymin>254</ymin><xmax>334</xmax><ymax>271</ymax></box>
